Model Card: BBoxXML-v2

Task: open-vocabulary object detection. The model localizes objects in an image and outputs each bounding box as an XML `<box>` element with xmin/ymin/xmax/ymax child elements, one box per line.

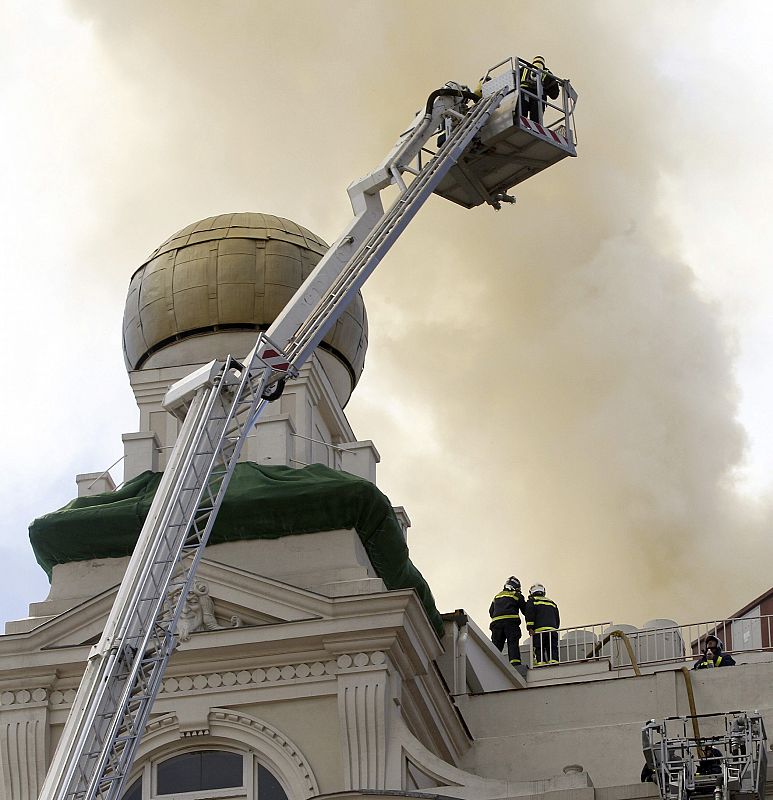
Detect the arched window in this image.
<box><xmin>121</xmin><ymin>749</ymin><xmax>288</xmax><ymax>800</ymax></box>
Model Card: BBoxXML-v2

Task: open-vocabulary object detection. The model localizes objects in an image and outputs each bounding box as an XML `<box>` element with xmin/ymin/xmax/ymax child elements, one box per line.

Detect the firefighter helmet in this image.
<box><xmin>529</xmin><ymin>583</ymin><xmax>546</xmax><ymax>596</ymax></box>
<box><xmin>504</xmin><ymin>576</ymin><xmax>521</xmax><ymax>592</ymax></box>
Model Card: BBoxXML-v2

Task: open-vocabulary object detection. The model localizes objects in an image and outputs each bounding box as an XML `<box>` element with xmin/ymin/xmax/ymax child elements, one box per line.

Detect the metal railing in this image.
<box><xmin>524</xmin><ymin>620</ymin><xmax>612</xmax><ymax>668</ymax></box>
<box><xmin>481</xmin><ymin>55</ymin><xmax>577</xmax><ymax>146</ymax></box>
<box><xmin>524</xmin><ymin>615</ymin><xmax>773</xmax><ymax>670</ymax></box>
<box><xmin>642</xmin><ymin>712</ymin><xmax>767</xmax><ymax>800</ymax></box>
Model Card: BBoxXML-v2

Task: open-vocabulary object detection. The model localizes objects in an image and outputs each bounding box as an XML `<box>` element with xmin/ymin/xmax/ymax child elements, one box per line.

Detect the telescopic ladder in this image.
<box><xmin>40</xmin><ymin>58</ymin><xmax>577</xmax><ymax>800</ymax></box>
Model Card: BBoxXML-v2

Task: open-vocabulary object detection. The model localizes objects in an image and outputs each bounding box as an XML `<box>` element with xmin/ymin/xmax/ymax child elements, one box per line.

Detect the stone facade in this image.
<box><xmin>6</xmin><ymin>526</ymin><xmax>772</xmax><ymax>800</ymax></box>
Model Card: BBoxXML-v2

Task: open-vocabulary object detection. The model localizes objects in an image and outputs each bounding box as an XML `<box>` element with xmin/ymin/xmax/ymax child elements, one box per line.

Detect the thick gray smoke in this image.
<box><xmin>56</xmin><ymin>0</ymin><xmax>773</xmax><ymax>628</ymax></box>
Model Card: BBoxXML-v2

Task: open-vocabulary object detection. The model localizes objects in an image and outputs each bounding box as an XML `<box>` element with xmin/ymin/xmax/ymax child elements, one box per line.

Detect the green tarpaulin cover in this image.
<box><xmin>29</xmin><ymin>463</ymin><xmax>442</xmax><ymax>636</ymax></box>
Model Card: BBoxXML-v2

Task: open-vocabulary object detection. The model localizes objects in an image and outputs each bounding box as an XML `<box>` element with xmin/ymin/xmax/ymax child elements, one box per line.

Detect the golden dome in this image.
<box><xmin>122</xmin><ymin>213</ymin><xmax>368</xmax><ymax>405</ymax></box>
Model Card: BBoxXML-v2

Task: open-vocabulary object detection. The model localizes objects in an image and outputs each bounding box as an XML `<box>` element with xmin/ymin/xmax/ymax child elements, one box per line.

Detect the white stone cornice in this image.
<box><xmin>151</xmin><ymin>587</ymin><xmax>439</xmax><ymax>670</ymax></box>
<box><xmin>1</xmin><ymin>568</ymin><xmax>442</xmax><ymax>712</ymax></box>
<box><xmin>323</xmin><ymin>634</ymin><xmax>398</xmax><ymax>657</ymax></box>
<box><xmin>0</xmin><ymin>672</ymin><xmax>57</xmax><ymax>693</ymax></box>
<box><xmin>45</xmin><ymin>651</ymin><xmax>394</xmax><ymax>712</ymax></box>
<box><xmin>0</xmin><ymin>584</ymin><xmax>117</xmax><ymax>652</ymax></box>
<box><xmin>5</xmin><ymin>583</ymin><xmax>442</xmax><ymax>693</ymax></box>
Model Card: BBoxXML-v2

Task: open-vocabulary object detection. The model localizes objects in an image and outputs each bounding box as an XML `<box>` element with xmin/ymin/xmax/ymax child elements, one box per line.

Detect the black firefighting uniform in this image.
<box><xmin>519</xmin><ymin>64</ymin><xmax>560</xmax><ymax>123</ymax></box>
<box><xmin>525</xmin><ymin>595</ymin><xmax>560</xmax><ymax>665</ymax></box>
<box><xmin>693</xmin><ymin>646</ymin><xmax>736</xmax><ymax>669</ymax></box>
<box><xmin>489</xmin><ymin>589</ymin><xmax>526</xmax><ymax>665</ymax></box>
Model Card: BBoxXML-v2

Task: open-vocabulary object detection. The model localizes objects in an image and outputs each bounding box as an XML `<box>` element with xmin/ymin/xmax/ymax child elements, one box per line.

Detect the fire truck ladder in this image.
<box><xmin>40</xmin><ymin>86</ymin><xmax>510</xmax><ymax>800</ymax></box>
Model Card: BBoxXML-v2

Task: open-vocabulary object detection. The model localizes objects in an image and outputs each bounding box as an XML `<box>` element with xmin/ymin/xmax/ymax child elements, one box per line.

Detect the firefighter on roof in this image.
<box><xmin>693</xmin><ymin>635</ymin><xmax>736</xmax><ymax>669</ymax></box>
<box><xmin>489</xmin><ymin>577</ymin><xmax>526</xmax><ymax>667</ymax></box>
<box><xmin>525</xmin><ymin>583</ymin><xmax>560</xmax><ymax>665</ymax></box>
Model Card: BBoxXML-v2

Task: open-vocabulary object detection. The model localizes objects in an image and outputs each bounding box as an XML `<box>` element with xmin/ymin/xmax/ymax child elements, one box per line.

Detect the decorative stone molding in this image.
<box><xmin>43</xmin><ymin>652</ymin><xmax>389</xmax><ymax>712</ymax></box>
<box><xmin>336</xmin><ymin>651</ymin><xmax>387</xmax><ymax>670</ymax></box>
<box><xmin>158</xmin><ymin>651</ymin><xmax>387</xmax><ymax>696</ymax></box>
<box><xmin>166</xmin><ymin>580</ymin><xmax>242</xmax><ymax>642</ymax></box>
<box><xmin>136</xmin><ymin>709</ymin><xmax>319</xmax><ymax>799</ymax></box>
<box><xmin>210</xmin><ymin>709</ymin><xmax>318</xmax><ymax>796</ymax></box>
<box><xmin>145</xmin><ymin>714</ymin><xmax>178</xmax><ymax>738</ymax></box>
<box><xmin>160</xmin><ymin>660</ymin><xmax>335</xmax><ymax>695</ymax></box>
<box><xmin>0</xmin><ymin>688</ymin><xmax>49</xmax><ymax>708</ymax></box>
<box><xmin>49</xmin><ymin>689</ymin><xmax>78</xmax><ymax>707</ymax></box>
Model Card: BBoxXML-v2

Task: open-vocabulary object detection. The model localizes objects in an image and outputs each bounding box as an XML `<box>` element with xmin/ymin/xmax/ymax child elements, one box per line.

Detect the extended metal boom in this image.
<box><xmin>40</xmin><ymin>57</ymin><xmax>577</xmax><ymax>800</ymax></box>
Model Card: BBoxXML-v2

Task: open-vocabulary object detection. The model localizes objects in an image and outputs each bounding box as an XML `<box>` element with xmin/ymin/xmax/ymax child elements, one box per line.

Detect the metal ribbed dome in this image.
<box><xmin>122</xmin><ymin>213</ymin><xmax>368</xmax><ymax>404</ymax></box>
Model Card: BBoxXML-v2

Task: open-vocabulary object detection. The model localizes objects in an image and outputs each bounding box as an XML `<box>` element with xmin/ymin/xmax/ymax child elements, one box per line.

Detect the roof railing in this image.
<box><xmin>524</xmin><ymin>615</ymin><xmax>773</xmax><ymax>670</ymax></box>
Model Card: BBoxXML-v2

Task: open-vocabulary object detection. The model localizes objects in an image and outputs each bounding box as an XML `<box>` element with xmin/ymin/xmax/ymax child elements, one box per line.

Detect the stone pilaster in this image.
<box><xmin>0</xmin><ymin>687</ymin><xmax>50</xmax><ymax>800</ymax></box>
<box><xmin>336</xmin><ymin>651</ymin><xmax>390</xmax><ymax>790</ymax></box>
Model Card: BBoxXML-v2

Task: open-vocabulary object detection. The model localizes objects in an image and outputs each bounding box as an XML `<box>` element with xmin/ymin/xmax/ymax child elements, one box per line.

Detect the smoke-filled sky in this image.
<box><xmin>2</xmin><ymin>1</ymin><xmax>772</xmax><ymax>633</ymax></box>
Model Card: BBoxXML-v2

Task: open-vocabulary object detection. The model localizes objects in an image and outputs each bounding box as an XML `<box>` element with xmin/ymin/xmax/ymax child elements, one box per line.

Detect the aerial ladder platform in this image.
<box><xmin>39</xmin><ymin>56</ymin><xmax>578</xmax><ymax>800</ymax></box>
<box><xmin>643</xmin><ymin>713</ymin><xmax>768</xmax><ymax>800</ymax></box>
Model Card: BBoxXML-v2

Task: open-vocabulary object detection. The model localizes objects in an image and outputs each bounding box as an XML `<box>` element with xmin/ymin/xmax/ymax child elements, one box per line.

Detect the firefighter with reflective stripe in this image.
<box><xmin>489</xmin><ymin>577</ymin><xmax>526</xmax><ymax>667</ymax></box>
<box><xmin>525</xmin><ymin>583</ymin><xmax>560</xmax><ymax>665</ymax></box>
<box><xmin>520</xmin><ymin>55</ymin><xmax>560</xmax><ymax>123</ymax></box>
<box><xmin>693</xmin><ymin>635</ymin><xmax>736</xmax><ymax>669</ymax></box>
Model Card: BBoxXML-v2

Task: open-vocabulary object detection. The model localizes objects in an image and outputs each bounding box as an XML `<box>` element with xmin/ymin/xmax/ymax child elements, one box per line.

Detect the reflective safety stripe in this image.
<box><xmin>533</xmin><ymin>626</ymin><xmax>557</xmax><ymax>633</ymax></box>
<box><xmin>510</xmin><ymin>658</ymin><xmax>521</xmax><ymax>665</ymax></box>
<box><xmin>521</xmin><ymin>67</ymin><xmax>540</xmax><ymax>84</ymax></box>
<box><xmin>495</xmin><ymin>591</ymin><xmax>520</xmax><ymax>600</ymax></box>
<box><xmin>520</xmin><ymin>66</ymin><xmax>550</xmax><ymax>85</ymax></box>
<box><xmin>492</xmin><ymin>615</ymin><xmax>521</xmax><ymax>621</ymax></box>
<box><xmin>717</xmin><ymin>656</ymin><xmax>723</xmax><ymax>666</ymax></box>
<box><xmin>532</xmin><ymin>599</ymin><xmax>557</xmax><ymax>607</ymax></box>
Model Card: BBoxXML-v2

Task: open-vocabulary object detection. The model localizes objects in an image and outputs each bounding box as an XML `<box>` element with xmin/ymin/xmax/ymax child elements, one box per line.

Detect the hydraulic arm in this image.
<box><xmin>40</xmin><ymin>56</ymin><xmax>577</xmax><ymax>800</ymax></box>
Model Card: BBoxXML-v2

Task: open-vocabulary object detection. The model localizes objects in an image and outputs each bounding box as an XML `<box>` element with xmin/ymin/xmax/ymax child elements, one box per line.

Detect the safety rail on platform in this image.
<box><xmin>642</xmin><ymin>712</ymin><xmax>768</xmax><ymax>800</ymax></box>
<box><xmin>523</xmin><ymin>615</ymin><xmax>773</xmax><ymax>670</ymax></box>
<box><xmin>483</xmin><ymin>55</ymin><xmax>578</xmax><ymax>144</ymax></box>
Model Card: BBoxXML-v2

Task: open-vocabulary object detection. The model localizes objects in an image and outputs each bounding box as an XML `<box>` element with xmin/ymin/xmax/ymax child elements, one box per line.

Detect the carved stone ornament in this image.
<box><xmin>166</xmin><ymin>580</ymin><xmax>242</xmax><ymax>642</ymax></box>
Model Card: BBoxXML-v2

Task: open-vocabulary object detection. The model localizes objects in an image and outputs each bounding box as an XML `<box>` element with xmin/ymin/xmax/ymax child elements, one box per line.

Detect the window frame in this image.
<box><xmin>154</xmin><ymin>749</ymin><xmax>247</xmax><ymax>798</ymax></box>
<box><xmin>121</xmin><ymin>746</ymin><xmax>290</xmax><ymax>800</ymax></box>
